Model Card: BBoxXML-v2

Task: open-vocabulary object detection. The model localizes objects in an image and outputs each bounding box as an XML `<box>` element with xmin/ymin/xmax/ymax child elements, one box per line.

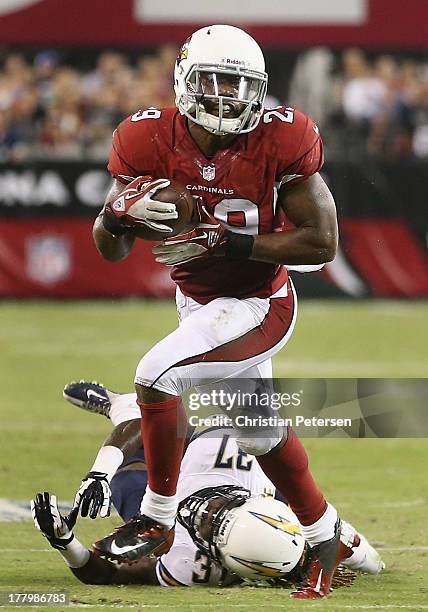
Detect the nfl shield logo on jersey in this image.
<box><xmin>202</xmin><ymin>165</ymin><xmax>216</xmax><ymax>182</ymax></box>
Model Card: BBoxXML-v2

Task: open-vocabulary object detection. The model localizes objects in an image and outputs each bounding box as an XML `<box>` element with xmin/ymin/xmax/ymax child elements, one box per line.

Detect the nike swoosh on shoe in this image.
<box><xmin>87</xmin><ymin>389</ymin><xmax>108</xmax><ymax>401</ymax></box>
<box><xmin>110</xmin><ymin>541</ymin><xmax>147</xmax><ymax>556</ymax></box>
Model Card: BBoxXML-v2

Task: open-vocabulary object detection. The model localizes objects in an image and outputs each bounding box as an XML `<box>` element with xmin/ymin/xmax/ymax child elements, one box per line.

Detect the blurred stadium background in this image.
<box><xmin>0</xmin><ymin>1</ymin><xmax>427</xmax><ymax>609</ymax></box>
<box><xmin>0</xmin><ymin>0</ymin><xmax>427</xmax><ymax>298</ymax></box>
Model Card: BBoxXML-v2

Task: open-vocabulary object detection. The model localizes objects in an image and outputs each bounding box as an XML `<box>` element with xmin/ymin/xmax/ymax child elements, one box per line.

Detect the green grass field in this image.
<box><xmin>0</xmin><ymin>299</ymin><xmax>427</xmax><ymax>611</ymax></box>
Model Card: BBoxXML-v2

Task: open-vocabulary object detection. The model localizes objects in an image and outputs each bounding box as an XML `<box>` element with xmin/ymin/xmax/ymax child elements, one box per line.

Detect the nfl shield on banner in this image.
<box><xmin>26</xmin><ymin>234</ymin><xmax>71</xmax><ymax>285</ymax></box>
<box><xmin>202</xmin><ymin>165</ymin><xmax>216</xmax><ymax>181</ymax></box>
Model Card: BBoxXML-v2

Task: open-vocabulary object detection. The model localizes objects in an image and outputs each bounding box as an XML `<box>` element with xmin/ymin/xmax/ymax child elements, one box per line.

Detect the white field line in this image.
<box><xmin>338</xmin><ymin>498</ymin><xmax>426</xmax><ymax>509</ymax></box>
<box><xmin>2</xmin><ymin>496</ymin><xmax>425</xmax><ymax>523</ymax></box>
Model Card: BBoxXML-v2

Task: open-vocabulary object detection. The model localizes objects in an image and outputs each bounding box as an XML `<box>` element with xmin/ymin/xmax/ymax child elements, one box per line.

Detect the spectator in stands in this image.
<box><xmin>341</xmin><ymin>49</ymin><xmax>387</xmax><ymax>124</ymax></box>
<box><xmin>409</xmin><ymin>80</ymin><xmax>428</xmax><ymax>158</ymax></box>
<box><xmin>288</xmin><ymin>47</ymin><xmax>335</xmax><ymax>131</ymax></box>
<box><xmin>0</xmin><ymin>109</ymin><xmax>23</xmax><ymax>161</ymax></box>
<box><xmin>80</xmin><ymin>51</ymin><xmax>131</xmax><ymax>102</ymax></box>
<box><xmin>363</xmin><ymin>56</ymin><xmax>428</xmax><ymax>160</ymax></box>
<box><xmin>33</xmin><ymin>50</ymin><xmax>59</xmax><ymax>108</ymax></box>
<box><xmin>338</xmin><ymin>49</ymin><xmax>387</xmax><ymax>158</ymax></box>
<box><xmin>365</xmin><ymin>55</ymin><xmax>401</xmax><ymax>159</ymax></box>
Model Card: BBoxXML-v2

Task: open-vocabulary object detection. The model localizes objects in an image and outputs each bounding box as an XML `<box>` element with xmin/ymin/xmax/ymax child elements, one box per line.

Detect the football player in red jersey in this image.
<box><xmin>91</xmin><ymin>25</ymin><xmax>344</xmax><ymax>598</ymax></box>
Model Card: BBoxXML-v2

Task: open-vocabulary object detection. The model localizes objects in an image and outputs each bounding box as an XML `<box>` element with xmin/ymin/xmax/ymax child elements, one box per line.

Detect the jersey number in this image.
<box><xmin>213</xmin><ymin>199</ymin><xmax>259</xmax><ymax>235</ymax></box>
<box><xmin>131</xmin><ymin>108</ymin><xmax>162</xmax><ymax>121</ymax></box>
<box><xmin>264</xmin><ymin>107</ymin><xmax>295</xmax><ymax>124</ymax></box>
<box><xmin>214</xmin><ymin>435</ymin><xmax>253</xmax><ymax>471</ymax></box>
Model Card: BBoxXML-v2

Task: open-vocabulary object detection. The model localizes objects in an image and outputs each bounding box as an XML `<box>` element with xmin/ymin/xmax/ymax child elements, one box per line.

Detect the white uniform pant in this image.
<box><xmin>134</xmin><ymin>279</ymin><xmax>297</xmax><ymax>455</ymax></box>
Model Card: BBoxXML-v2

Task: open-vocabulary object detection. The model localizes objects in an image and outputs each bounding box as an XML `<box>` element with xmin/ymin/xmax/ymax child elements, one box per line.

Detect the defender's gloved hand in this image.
<box><xmin>31</xmin><ymin>492</ymin><xmax>74</xmax><ymax>550</ymax></box>
<box><xmin>73</xmin><ymin>471</ymin><xmax>112</xmax><ymax>519</ymax></box>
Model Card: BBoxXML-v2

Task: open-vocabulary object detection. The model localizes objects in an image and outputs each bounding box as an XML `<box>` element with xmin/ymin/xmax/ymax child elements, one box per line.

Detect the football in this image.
<box><xmin>131</xmin><ymin>181</ymin><xmax>196</xmax><ymax>241</ymax></box>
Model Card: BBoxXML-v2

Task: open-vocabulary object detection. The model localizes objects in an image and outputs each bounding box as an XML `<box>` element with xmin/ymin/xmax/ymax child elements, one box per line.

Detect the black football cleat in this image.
<box><xmin>92</xmin><ymin>513</ymin><xmax>175</xmax><ymax>563</ymax></box>
<box><xmin>63</xmin><ymin>380</ymin><xmax>119</xmax><ymax>418</ymax></box>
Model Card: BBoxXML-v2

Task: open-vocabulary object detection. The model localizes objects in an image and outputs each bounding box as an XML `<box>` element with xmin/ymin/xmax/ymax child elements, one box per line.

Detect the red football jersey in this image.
<box><xmin>108</xmin><ymin>106</ymin><xmax>323</xmax><ymax>303</ymax></box>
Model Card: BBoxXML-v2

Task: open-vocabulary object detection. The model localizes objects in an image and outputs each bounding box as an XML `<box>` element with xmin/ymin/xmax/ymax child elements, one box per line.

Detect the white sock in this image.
<box><xmin>139</xmin><ymin>485</ymin><xmax>177</xmax><ymax>528</ymax></box>
<box><xmin>58</xmin><ymin>536</ymin><xmax>90</xmax><ymax>568</ymax></box>
<box><xmin>109</xmin><ymin>393</ymin><xmax>140</xmax><ymax>426</ymax></box>
<box><xmin>301</xmin><ymin>503</ymin><xmax>338</xmax><ymax>546</ymax></box>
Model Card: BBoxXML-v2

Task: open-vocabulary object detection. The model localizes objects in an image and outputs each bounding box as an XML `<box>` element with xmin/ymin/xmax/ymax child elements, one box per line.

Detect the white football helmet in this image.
<box><xmin>178</xmin><ymin>486</ymin><xmax>306</xmax><ymax>581</ymax></box>
<box><xmin>174</xmin><ymin>25</ymin><xmax>268</xmax><ymax>135</ymax></box>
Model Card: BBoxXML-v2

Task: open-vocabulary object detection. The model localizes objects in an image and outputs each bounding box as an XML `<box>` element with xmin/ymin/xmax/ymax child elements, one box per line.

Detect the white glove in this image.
<box><xmin>153</xmin><ymin>204</ymin><xmax>226</xmax><ymax>265</ymax></box>
<box><xmin>105</xmin><ymin>176</ymin><xmax>178</xmax><ymax>234</ymax></box>
<box><xmin>31</xmin><ymin>492</ymin><xmax>74</xmax><ymax>549</ymax></box>
<box><xmin>73</xmin><ymin>472</ymin><xmax>111</xmax><ymax>519</ymax></box>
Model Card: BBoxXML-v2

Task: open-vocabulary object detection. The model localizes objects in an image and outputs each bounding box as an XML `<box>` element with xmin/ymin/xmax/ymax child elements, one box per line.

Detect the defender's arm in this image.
<box><xmin>71</xmin><ymin>553</ymin><xmax>158</xmax><ymax>585</ymax></box>
<box><xmin>72</xmin><ymin>418</ymin><xmax>142</xmax><ymax>520</ymax></box>
<box><xmin>31</xmin><ymin>492</ymin><xmax>158</xmax><ymax>585</ymax></box>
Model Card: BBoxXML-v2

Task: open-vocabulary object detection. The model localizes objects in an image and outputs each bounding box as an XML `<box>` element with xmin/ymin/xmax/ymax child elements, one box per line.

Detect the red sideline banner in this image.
<box><xmin>320</xmin><ymin>219</ymin><xmax>428</xmax><ymax>298</ymax></box>
<box><xmin>0</xmin><ymin>0</ymin><xmax>427</xmax><ymax>48</ymax></box>
<box><xmin>0</xmin><ymin>217</ymin><xmax>427</xmax><ymax>298</ymax></box>
<box><xmin>0</xmin><ymin>218</ymin><xmax>175</xmax><ymax>298</ymax></box>
<box><xmin>336</xmin><ymin>219</ymin><xmax>428</xmax><ymax>298</ymax></box>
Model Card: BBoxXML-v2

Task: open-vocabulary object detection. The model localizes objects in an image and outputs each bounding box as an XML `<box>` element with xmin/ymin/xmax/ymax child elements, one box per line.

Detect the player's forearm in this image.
<box><xmin>104</xmin><ymin>418</ymin><xmax>142</xmax><ymax>461</ymax></box>
<box><xmin>71</xmin><ymin>552</ymin><xmax>158</xmax><ymax>585</ymax></box>
<box><xmin>51</xmin><ymin>531</ymin><xmax>117</xmax><ymax>584</ymax></box>
<box><xmin>93</xmin><ymin>214</ymin><xmax>136</xmax><ymax>262</ymax></box>
<box><xmin>70</xmin><ymin>551</ymin><xmax>118</xmax><ymax>584</ymax></box>
<box><xmin>73</xmin><ymin>418</ymin><xmax>142</xmax><ymax>519</ymax></box>
<box><xmin>86</xmin><ymin>419</ymin><xmax>141</xmax><ymax>481</ymax></box>
<box><xmin>250</xmin><ymin>226</ymin><xmax>337</xmax><ymax>265</ymax></box>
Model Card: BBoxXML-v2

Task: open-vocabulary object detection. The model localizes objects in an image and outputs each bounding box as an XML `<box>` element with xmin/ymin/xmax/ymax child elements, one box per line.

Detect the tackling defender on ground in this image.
<box><xmin>31</xmin><ymin>382</ymin><xmax>384</xmax><ymax>588</ymax></box>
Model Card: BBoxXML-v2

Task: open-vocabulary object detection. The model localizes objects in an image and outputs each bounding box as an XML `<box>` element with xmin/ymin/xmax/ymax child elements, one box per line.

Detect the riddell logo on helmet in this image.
<box><xmin>222</xmin><ymin>58</ymin><xmax>246</xmax><ymax>66</ymax></box>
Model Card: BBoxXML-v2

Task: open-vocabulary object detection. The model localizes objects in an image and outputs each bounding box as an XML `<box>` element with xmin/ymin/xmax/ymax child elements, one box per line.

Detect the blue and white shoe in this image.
<box><xmin>63</xmin><ymin>381</ymin><xmax>119</xmax><ymax>418</ymax></box>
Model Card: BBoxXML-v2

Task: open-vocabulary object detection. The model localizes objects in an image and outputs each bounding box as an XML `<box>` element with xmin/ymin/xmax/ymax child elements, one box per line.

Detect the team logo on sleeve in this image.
<box><xmin>202</xmin><ymin>165</ymin><xmax>216</xmax><ymax>182</ymax></box>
